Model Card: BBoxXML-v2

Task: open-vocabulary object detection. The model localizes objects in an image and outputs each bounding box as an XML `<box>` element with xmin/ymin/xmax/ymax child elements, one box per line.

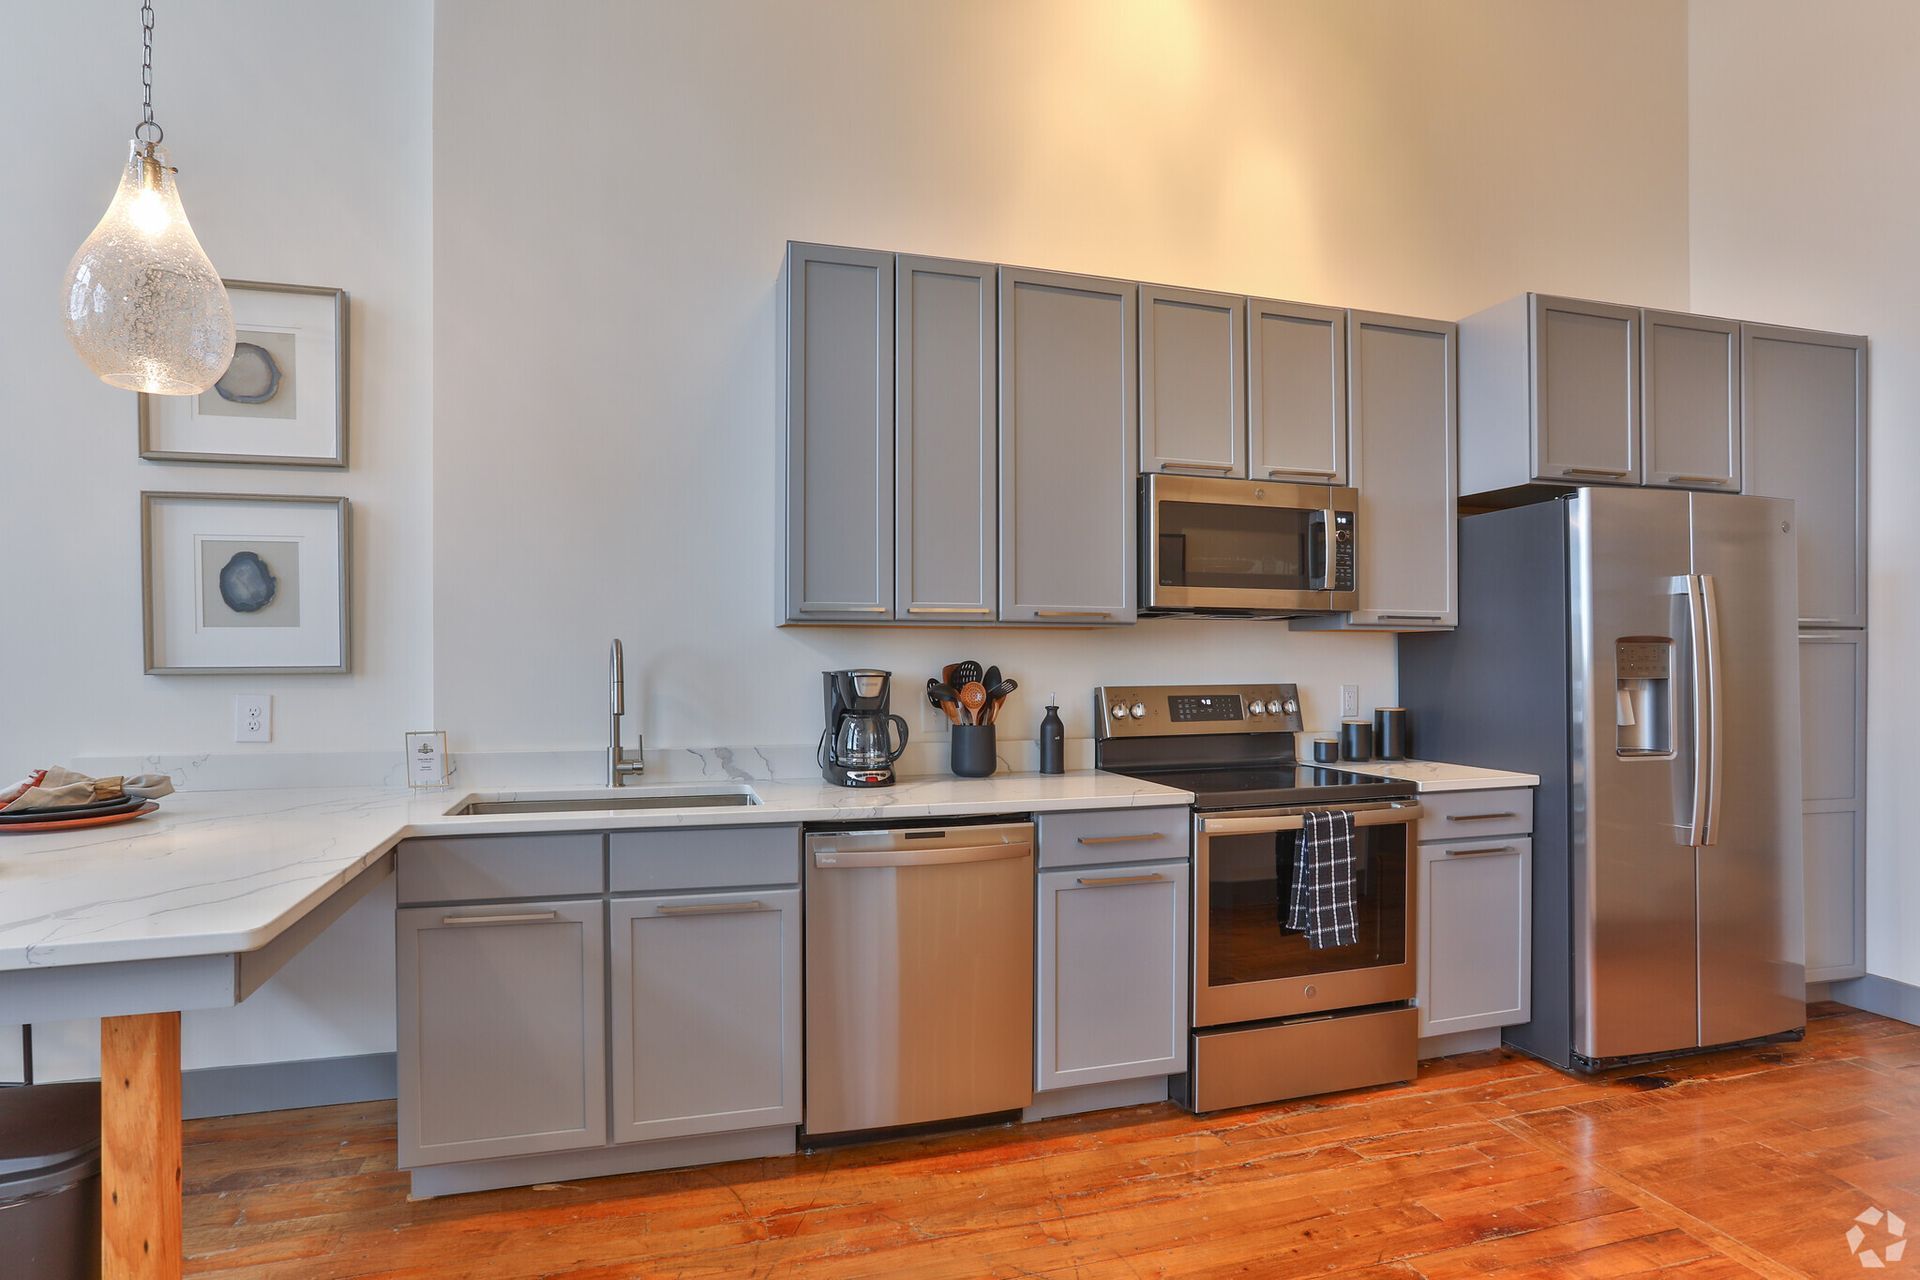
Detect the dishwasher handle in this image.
<box><xmin>812</xmin><ymin>839</ymin><xmax>1032</xmax><ymax>869</ymax></box>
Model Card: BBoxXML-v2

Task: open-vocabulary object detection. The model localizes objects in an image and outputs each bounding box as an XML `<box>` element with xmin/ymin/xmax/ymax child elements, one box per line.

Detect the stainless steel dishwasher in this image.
<box><xmin>803</xmin><ymin>821</ymin><xmax>1034</xmax><ymax>1137</ymax></box>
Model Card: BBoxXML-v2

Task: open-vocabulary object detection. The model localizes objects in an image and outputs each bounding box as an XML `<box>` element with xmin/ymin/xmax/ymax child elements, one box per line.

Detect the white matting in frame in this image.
<box><xmin>143</xmin><ymin>492</ymin><xmax>350</xmax><ymax>674</ymax></box>
<box><xmin>139</xmin><ymin>281</ymin><xmax>349</xmax><ymax>467</ymax></box>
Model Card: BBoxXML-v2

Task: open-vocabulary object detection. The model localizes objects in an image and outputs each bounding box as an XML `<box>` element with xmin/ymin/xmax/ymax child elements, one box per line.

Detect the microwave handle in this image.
<box><xmin>1307</xmin><ymin>510</ymin><xmax>1329</xmax><ymax>591</ymax></box>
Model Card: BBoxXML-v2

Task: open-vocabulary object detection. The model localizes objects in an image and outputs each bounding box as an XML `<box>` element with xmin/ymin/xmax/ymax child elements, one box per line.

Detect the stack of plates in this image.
<box><xmin>0</xmin><ymin>794</ymin><xmax>160</xmax><ymax>834</ymax></box>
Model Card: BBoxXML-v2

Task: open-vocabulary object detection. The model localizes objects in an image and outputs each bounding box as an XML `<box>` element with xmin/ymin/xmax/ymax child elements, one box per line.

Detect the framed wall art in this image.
<box><xmin>141</xmin><ymin>492</ymin><xmax>350</xmax><ymax>675</ymax></box>
<box><xmin>138</xmin><ymin>281</ymin><xmax>349</xmax><ymax>467</ymax></box>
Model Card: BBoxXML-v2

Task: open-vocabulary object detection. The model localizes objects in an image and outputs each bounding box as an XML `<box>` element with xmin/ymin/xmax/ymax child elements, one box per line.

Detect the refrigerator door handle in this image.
<box><xmin>1699</xmin><ymin>572</ymin><xmax>1725</xmax><ymax>847</ymax></box>
<box><xmin>1683</xmin><ymin>573</ymin><xmax>1711</xmax><ymax>847</ymax></box>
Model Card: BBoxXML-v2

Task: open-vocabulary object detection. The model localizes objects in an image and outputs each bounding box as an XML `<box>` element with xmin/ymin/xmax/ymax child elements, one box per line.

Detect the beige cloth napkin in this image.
<box><xmin>0</xmin><ymin>766</ymin><xmax>175</xmax><ymax>813</ymax></box>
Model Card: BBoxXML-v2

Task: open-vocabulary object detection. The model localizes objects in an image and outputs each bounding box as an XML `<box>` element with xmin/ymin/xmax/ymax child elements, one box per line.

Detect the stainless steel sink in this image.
<box><xmin>451</xmin><ymin>788</ymin><xmax>759</xmax><ymax>816</ymax></box>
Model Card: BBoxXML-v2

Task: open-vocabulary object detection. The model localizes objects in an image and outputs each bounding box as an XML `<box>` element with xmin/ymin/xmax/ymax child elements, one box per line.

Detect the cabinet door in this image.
<box><xmin>1642</xmin><ymin>310</ymin><xmax>1741</xmax><ymax>491</ymax></box>
<box><xmin>1531</xmin><ymin>295</ymin><xmax>1640</xmax><ymax>485</ymax></box>
<box><xmin>397</xmin><ymin>900</ymin><xmax>606</xmax><ymax>1168</ymax></box>
<box><xmin>1800</xmin><ymin>631</ymin><xmax>1866</xmax><ymax>980</ymax></box>
<box><xmin>609</xmin><ymin>889</ymin><xmax>801</xmax><ymax>1143</ymax></box>
<box><xmin>1139</xmin><ymin>284</ymin><xmax>1244</xmax><ymax>477</ymax></box>
<box><xmin>1417</xmin><ymin>839</ymin><xmax>1531</xmax><ymax>1037</ymax></box>
<box><xmin>1036</xmin><ymin>860</ymin><xmax>1188</xmax><ymax>1091</ymax></box>
<box><xmin>1742</xmin><ymin>325</ymin><xmax>1868</xmax><ymax>628</ymax></box>
<box><xmin>1247</xmin><ymin>297</ymin><xmax>1347</xmax><ymax>485</ymax></box>
<box><xmin>999</xmin><ymin>267</ymin><xmax>1137</xmax><ymax>624</ymax></box>
<box><xmin>896</xmin><ymin>256</ymin><xmax>997</xmax><ymax>623</ymax></box>
<box><xmin>1340</xmin><ymin>311</ymin><xmax>1457</xmax><ymax>628</ymax></box>
<box><xmin>780</xmin><ymin>243</ymin><xmax>893</xmax><ymax>622</ymax></box>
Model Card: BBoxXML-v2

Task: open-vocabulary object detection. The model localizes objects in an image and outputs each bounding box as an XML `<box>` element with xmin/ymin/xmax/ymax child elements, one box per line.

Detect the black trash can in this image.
<box><xmin>0</xmin><ymin>1082</ymin><xmax>101</xmax><ymax>1279</ymax></box>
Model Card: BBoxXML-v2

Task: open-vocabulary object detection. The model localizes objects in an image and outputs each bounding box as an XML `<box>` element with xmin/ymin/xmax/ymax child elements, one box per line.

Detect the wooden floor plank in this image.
<box><xmin>182</xmin><ymin>1003</ymin><xmax>1920</xmax><ymax>1279</ymax></box>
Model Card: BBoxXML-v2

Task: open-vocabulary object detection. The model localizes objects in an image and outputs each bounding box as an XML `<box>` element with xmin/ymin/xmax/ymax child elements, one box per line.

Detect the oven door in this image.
<box><xmin>1193</xmin><ymin>801</ymin><xmax>1419</xmax><ymax>1026</ymax></box>
<box><xmin>1144</xmin><ymin>474</ymin><xmax>1358</xmax><ymax>613</ymax></box>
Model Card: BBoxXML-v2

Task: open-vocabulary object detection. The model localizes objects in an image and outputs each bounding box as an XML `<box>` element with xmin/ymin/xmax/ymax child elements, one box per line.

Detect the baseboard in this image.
<box><xmin>407</xmin><ymin>1124</ymin><xmax>796</xmax><ymax>1198</ymax></box>
<box><xmin>1022</xmin><ymin>1075</ymin><xmax>1170</xmax><ymax>1122</ymax></box>
<box><xmin>183</xmin><ymin>1052</ymin><xmax>396</xmax><ymax>1120</ymax></box>
<box><xmin>1418</xmin><ymin>1026</ymin><xmax>1504</xmax><ymax>1059</ymax></box>
<box><xmin>1826</xmin><ymin>974</ymin><xmax>1920</xmax><ymax>1028</ymax></box>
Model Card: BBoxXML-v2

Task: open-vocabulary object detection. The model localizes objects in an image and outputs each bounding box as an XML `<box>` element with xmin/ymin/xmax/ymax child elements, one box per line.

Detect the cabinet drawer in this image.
<box><xmin>397</xmin><ymin>834</ymin><xmax>605</xmax><ymax>905</ymax></box>
<box><xmin>1036</xmin><ymin>807</ymin><xmax>1190</xmax><ymax>869</ymax></box>
<box><xmin>1418</xmin><ymin>837</ymin><xmax>1532</xmax><ymax>1037</ymax></box>
<box><xmin>1416</xmin><ymin>789</ymin><xmax>1533</xmax><ymax>843</ymax></box>
<box><xmin>609</xmin><ymin>825</ymin><xmax>801</xmax><ymax>894</ymax></box>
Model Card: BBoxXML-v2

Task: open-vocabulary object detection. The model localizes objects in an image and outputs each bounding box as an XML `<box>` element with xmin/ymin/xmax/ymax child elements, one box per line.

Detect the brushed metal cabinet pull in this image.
<box><xmin>1442</xmin><ymin>845</ymin><xmax>1516</xmax><ymax>857</ymax></box>
<box><xmin>1561</xmin><ymin>466</ymin><xmax>1630</xmax><ymax>478</ymax></box>
<box><xmin>1444</xmin><ymin>811</ymin><xmax>1518</xmax><ymax>822</ymax></box>
<box><xmin>906</xmin><ymin>606</ymin><xmax>992</xmax><ymax>615</ymax></box>
<box><xmin>1665</xmin><ymin>474</ymin><xmax>1733</xmax><ymax>486</ymax></box>
<box><xmin>1267</xmin><ymin>467</ymin><xmax>1337</xmax><ymax>477</ymax></box>
<box><xmin>1159</xmin><ymin>461</ymin><xmax>1237</xmax><ymax>473</ymax></box>
<box><xmin>1035</xmin><ymin>610</ymin><xmax>1113</xmax><ymax>619</ymax></box>
<box><xmin>442</xmin><ymin>910</ymin><xmax>560</xmax><ymax>927</ymax></box>
<box><xmin>1075</xmin><ymin>873</ymin><xmax>1170</xmax><ymax>888</ymax></box>
<box><xmin>1076</xmin><ymin>832</ymin><xmax>1166</xmax><ymax>846</ymax></box>
<box><xmin>656</xmin><ymin>900</ymin><xmax>769</xmax><ymax>917</ymax></box>
<box><xmin>1376</xmin><ymin>614</ymin><xmax>1444</xmax><ymax>623</ymax></box>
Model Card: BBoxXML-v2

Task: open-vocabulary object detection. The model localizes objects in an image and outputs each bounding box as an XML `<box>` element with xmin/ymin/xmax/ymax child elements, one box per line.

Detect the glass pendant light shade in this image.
<box><xmin>62</xmin><ymin>139</ymin><xmax>233</xmax><ymax>395</ymax></box>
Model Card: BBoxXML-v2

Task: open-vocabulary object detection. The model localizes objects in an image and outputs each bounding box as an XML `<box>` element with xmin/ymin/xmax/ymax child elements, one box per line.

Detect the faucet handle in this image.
<box><xmin>609</xmin><ymin>638</ymin><xmax>625</xmax><ymax>715</ymax></box>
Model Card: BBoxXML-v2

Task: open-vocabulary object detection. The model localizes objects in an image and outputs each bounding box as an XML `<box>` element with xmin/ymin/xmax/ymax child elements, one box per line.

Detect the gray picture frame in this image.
<box><xmin>141</xmin><ymin>491</ymin><xmax>352</xmax><ymax>675</ymax></box>
<box><xmin>138</xmin><ymin>281</ymin><xmax>350</xmax><ymax>468</ymax></box>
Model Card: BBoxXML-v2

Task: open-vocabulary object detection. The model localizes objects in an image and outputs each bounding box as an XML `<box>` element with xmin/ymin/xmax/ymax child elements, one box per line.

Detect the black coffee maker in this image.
<box><xmin>819</xmin><ymin>669</ymin><xmax>909</xmax><ymax>787</ymax></box>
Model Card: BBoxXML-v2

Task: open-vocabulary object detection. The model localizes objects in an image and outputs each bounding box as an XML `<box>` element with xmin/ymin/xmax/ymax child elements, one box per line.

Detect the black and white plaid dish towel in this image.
<box><xmin>1283</xmin><ymin>810</ymin><xmax>1359</xmax><ymax>949</ymax></box>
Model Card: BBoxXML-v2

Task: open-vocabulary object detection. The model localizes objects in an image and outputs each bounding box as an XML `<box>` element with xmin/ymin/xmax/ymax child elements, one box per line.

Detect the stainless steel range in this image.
<box><xmin>1094</xmin><ymin>683</ymin><xmax>1423</xmax><ymax>1112</ymax></box>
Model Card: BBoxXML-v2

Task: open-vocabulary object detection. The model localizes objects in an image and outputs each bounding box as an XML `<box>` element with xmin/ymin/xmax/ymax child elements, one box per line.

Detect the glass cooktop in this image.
<box><xmin>1109</xmin><ymin>763</ymin><xmax>1414</xmax><ymax>812</ymax></box>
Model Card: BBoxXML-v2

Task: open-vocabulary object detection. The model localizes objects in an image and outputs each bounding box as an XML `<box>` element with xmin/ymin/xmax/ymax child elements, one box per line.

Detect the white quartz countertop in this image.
<box><xmin>0</xmin><ymin>769</ymin><xmax>1190</xmax><ymax>973</ymax></box>
<box><xmin>1332</xmin><ymin>759</ymin><xmax>1541</xmax><ymax>791</ymax></box>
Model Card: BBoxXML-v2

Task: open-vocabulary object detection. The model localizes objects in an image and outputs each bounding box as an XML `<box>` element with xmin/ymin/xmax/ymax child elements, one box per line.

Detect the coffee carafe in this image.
<box><xmin>819</xmin><ymin>669</ymin><xmax>909</xmax><ymax>787</ymax></box>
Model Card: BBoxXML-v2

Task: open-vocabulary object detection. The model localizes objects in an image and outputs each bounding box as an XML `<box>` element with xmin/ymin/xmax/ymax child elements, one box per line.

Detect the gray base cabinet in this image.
<box><xmin>1036</xmin><ymin>861</ymin><xmax>1189</xmax><ymax>1092</ymax></box>
<box><xmin>397</xmin><ymin>899</ymin><xmax>607</xmax><ymax>1168</ymax></box>
<box><xmin>1800</xmin><ymin>631</ymin><xmax>1867</xmax><ymax>981</ymax></box>
<box><xmin>1415</xmin><ymin>793</ymin><xmax>1533</xmax><ymax>1038</ymax></box>
<box><xmin>1294</xmin><ymin>311</ymin><xmax>1457</xmax><ymax>632</ymax></box>
<box><xmin>610</xmin><ymin>888</ymin><xmax>802</xmax><ymax>1143</ymax></box>
<box><xmin>999</xmin><ymin>267</ymin><xmax>1137</xmax><ymax>624</ymax></box>
<box><xmin>1743</xmin><ymin>325</ymin><xmax>1869</xmax><ymax>629</ymax></box>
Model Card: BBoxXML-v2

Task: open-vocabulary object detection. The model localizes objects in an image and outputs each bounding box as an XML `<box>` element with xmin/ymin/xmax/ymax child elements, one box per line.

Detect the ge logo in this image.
<box><xmin>1848</xmin><ymin>1207</ymin><xmax>1908</xmax><ymax>1268</ymax></box>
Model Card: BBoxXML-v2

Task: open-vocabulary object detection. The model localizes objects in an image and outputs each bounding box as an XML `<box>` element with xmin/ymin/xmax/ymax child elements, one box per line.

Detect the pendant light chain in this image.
<box><xmin>136</xmin><ymin>0</ymin><xmax>163</xmax><ymax>146</ymax></box>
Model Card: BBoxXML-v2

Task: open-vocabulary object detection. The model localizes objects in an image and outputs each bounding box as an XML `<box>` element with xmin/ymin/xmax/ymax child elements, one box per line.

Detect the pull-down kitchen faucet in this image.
<box><xmin>608</xmin><ymin>638</ymin><xmax>644</xmax><ymax>786</ymax></box>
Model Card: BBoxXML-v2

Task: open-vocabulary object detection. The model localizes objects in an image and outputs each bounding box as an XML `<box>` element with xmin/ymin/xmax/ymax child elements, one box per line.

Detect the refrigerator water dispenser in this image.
<box><xmin>1615</xmin><ymin>638</ymin><xmax>1674</xmax><ymax>757</ymax></box>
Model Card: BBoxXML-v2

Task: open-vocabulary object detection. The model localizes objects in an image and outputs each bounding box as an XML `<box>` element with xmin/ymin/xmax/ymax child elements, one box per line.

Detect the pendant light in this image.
<box><xmin>63</xmin><ymin>0</ymin><xmax>233</xmax><ymax>395</ymax></box>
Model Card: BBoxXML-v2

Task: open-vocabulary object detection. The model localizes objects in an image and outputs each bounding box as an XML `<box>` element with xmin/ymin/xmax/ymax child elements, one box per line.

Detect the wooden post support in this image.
<box><xmin>100</xmin><ymin>1011</ymin><xmax>183</xmax><ymax>1280</ymax></box>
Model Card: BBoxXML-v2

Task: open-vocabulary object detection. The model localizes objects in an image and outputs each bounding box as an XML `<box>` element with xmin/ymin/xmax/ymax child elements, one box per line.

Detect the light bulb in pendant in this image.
<box><xmin>62</xmin><ymin>139</ymin><xmax>233</xmax><ymax>395</ymax></box>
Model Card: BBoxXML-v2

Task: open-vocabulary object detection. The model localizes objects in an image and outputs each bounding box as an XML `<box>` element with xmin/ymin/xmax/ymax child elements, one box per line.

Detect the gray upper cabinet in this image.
<box><xmin>397</xmin><ymin>900</ymin><xmax>607</xmax><ymax>1169</ymax></box>
<box><xmin>1459</xmin><ymin>293</ymin><xmax>1640</xmax><ymax>497</ymax></box>
<box><xmin>1247</xmin><ymin>297</ymin><xmax>1348</xmax><ymax>486</ymax></box>
<box><xmin>999</xmin><ymin>267</ymin><xmax>1137</xmax><ymax>624</ymax></box>
<box><xmin>1299</xmin><ymin>311</ymin><xmax>1456</xmax><ymax>631</ymax></box>
<box><xmin>1138</xmin><ymin>285</ymin><xmax>1243</xmax><ymax>477</ymax></box>
<box><xmin>1533</xmin><ymin>296</ymin><xmax>1640</xmax><ymax>485</ymax></box>
<box><xmin>896</xmin><ymin>255</ymin><xmax>997</xmax><ymax>622</ymax></box>
<box><xmin>1642</xmin><ymin>311</ymin><xmax>1741</xmax><ymax>492</ymax></box>
<box><xmin>1742</xmin><ymin>324</ymin><xmax>1868</xmax><ymax>628</ymax></box>
<box><xmin>1800</xmin><ymin>631</ymin><xmax>1866</xmax><ymax>981</ymax></box>
<box><xmin>1036</xmin><ymin>859</ymin><xmax>1189</xmax><ymax>1092</ymax></box>
<box><xmin>779</xmin><ymin>243</ymin><xmax>893</xmax><ymax>623</ymax></box>
<box><xmin>609</xmin><ymin>888</ymin><xmax>802</xmax><ymax>1144</ymax></box>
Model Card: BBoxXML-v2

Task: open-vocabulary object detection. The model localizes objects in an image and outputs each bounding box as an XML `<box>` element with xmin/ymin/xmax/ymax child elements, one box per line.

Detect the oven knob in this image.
<box><xmin>1129</xmin><ymin>702</ymin><xmax>1147</xmax><ymax>719</ymax></box>
<box><xmin>1109</xmin><ymin>702</ymin><xmax>1129</xmax><ymax>720</ymax></box>
<box><xmin>1304</xmin><ymin>984</ymin><xmax>1318</xmax><ymax>999</ymax></box>
<box><xmin>1265</xmin><ymin>699</ymin><xmax>1284</xmax><ymax>716</ymax></box>
<box><xmin>1248</xmin><ymin>700</ymin><xmax>1265</xmax><ymax>716</ymax></box>
<box><xmin>1281</xmin><ymin>698</ymin><xmax>1299</xmax><ymax>716</ymax></box>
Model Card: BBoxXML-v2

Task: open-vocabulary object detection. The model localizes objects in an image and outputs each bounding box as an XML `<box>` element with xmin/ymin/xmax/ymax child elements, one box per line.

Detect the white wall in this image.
<box><xmin>1689</xmin><ymin>0</ymin><xmax>1919</xmax><ymax>987</ymax></box>
<box><xmin>0</xmin><ymin>0</ymin><xmax>435</xmax><ymax>781</ymax></box>
<box><xmin>431</xmin><ymin>0</ymin><xmax>1692</xmax><ymax>755</ymax></box>
<box><xmin>0</xmin><ymin>0</ymin><xmax>432</xmax><ymax>1080</ymax></box>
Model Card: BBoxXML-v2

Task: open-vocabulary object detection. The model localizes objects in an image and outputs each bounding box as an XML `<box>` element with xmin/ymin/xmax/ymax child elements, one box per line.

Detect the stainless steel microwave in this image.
<box><xmin>1142</xmin><ymin>474</ymin><xmax>1358</xmax><ymax>615</ymax></box>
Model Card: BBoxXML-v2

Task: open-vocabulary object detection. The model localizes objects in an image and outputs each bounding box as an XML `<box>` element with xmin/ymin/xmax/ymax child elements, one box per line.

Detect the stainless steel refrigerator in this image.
<box><xmin>1401</xmin><ymin>488</ymin><xmax>1805</xmax><ymax>1070</ymax></box>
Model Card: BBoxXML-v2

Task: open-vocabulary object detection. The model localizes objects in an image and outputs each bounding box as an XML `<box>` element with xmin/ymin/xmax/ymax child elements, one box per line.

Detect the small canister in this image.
<box><xmin>1312</xmin><ymin>736</ymin><xmax>1340</xmax><ymax>765</ymax></box>
<box><xmin>1340</xmin><ymin>719</ymin><xmax>1373</xmax><ymax>762</ymax></box>
<box><xmin>1373</xmin><ymin>707</ymin><xmax>1408</xmax><ymax>761</ymax></box>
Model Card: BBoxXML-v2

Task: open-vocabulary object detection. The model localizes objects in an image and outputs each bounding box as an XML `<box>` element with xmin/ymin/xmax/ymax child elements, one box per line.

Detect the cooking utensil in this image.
<box><xmin>959</xmin><ymin>681</ymin><xmax>988</xmax><ymax>724</ymax></box>
<box><xmin>983</xmin><ymin>665</ymin><xmax>1002</xmax><ymax>694</ymax></box>
<box><xmin>983</xmin><ymin>678</ymin><xmax>1017</xmax><ymax>725</ymax></box>
<box><xmin>926</xmin><ymin>680</ymin><xmax>962</xmax><ymax>724</ymax></box>
<box><xmin>951</xmin><ymin>660</ymin><xmax>983</xmax><ymax>691</ymax></box>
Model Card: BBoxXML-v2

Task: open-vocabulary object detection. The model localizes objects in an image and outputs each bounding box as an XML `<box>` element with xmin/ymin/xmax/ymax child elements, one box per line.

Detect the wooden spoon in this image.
<box><xmin>959</xmin><ymin>681</ymin><xmax>988</xmax><ymax>725</ymax></box>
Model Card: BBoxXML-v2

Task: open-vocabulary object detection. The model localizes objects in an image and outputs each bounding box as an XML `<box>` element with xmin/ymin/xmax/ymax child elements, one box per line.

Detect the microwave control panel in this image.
<box><xmin>1331</xmin><ymin>511</ymin><xmax>1356</xmax><ymax>592</ymax></box>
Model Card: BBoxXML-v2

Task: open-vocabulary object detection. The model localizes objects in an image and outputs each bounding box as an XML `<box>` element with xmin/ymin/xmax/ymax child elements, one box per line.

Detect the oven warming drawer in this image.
<box><xmin>1174</xmin><ymin>1005</ymin><xmax>1417</xmax><ymax>1113</ymax></box>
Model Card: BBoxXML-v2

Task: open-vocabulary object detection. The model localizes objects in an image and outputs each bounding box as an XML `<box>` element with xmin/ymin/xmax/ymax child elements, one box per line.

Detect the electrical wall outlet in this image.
<box><xmin>233</xmin><ymin>694</ymin><xmax>272</xmax><ymax>743</ymax></box>
<box><xmin>1340</xmin><ymin>684</ymin><xmax>1360</xmax><ymax>720</ymax></box>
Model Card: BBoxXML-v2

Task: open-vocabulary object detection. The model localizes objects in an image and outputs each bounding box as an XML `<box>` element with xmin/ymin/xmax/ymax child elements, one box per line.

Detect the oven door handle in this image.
<box><xmin>1199</xmin><ymin>804</ymin><xmax>1423</xmax><ymax>835</ymax></box>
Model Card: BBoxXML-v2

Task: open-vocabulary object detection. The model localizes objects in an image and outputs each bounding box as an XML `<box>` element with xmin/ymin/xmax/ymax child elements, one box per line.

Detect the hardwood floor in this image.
<box><xmin>183</xmin><ymin>1003</ymin><xmax>1920</xmax><ymax>1279</ymax></box>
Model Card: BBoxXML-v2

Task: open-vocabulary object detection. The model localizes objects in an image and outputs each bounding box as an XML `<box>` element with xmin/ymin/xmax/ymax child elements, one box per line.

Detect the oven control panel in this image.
<box><xmin>1094</xmin><ymin>683</ymin><xmax>1303</xmax><ymax>739</ymax></box>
